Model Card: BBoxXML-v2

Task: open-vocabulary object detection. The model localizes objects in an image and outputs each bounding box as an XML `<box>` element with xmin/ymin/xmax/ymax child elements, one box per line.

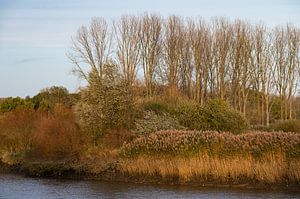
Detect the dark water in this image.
<box><xmin>0</xmin><ymin>174</ymin><xmax>299</xmax><ymax>199</ymax></box>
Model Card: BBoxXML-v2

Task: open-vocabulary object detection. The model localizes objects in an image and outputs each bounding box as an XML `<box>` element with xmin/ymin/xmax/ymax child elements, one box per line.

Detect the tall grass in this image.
<box><xmin>120</xmin><ymin>153</ymin><xmax>300</xmax><ymax>184</ymax></box>
<box><xmin>120</xmin><ymin>130</ymin><xmax>300</xmax><ymax>184</ymax></box>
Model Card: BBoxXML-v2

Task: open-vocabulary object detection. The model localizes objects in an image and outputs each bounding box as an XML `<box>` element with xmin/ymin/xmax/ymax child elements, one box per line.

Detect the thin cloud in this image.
<box><xmin>14</xmin><ymin>57</ymin><xmax>50</xmax><ymax>65</ymax></box>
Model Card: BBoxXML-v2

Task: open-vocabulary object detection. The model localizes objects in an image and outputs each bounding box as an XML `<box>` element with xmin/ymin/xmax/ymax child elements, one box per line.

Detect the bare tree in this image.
<box><xmin>189</xmin><ymin>19</ymin><xmax>210</xmax><ymax>104</ymax></box>
<box><xmin>179</xmin><ymin>24</ymin><xmax>193</xmax><ymax>97</ymax></box>
<box><xmin>68</xmin><ymin>17</ymin><xmax>112</xmax><ymax>83</ymax></box>
<box><xmin>273</xmin><ymin>27</ymin><xmax>289</xmax><ymax>120</ymax></box>
<box><xmin>115</xmin><ymin>15</ymin><xmax>141</xmax><ymax>86</ymax></box>
<box><xmin>164</xmin><ymin>15</ymin><xmax>184</xmax><ymax>90</ymax></box>
<box><xmin>254</xmin><ymin>24</ymin><xmax>275</xmax><ymax>126</ymax></box>
<box><xmin>240</xmin><ymin>21</ymin><xmax>254</xmax><ymax>116</ymax></box>
<box><xmin>69</xmin><ymin>15</ymin><xmax>300</xmax><ymax>126</ymax></box>
<box><xmin>286</xmin><ymin>25</ymin><xmax>300</xmax><ymax>119</ymax></box>
<box><xmin>139</xmin><ymin>13</ymin><xmax>163</xmax><ymax>96</ymax></box>
<box><xmin>212</xmin><ymin>18</ymin><xmax>232</xmax><ymax>100</ymax></box>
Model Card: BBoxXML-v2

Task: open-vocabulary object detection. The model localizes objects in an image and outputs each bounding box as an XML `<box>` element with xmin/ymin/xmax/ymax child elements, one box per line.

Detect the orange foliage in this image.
<box><xmin>0</xmin><ymin>109</ymin><xmax>45</xmax><ymax>153</ymax></box>
<box><xmin>32</xmin><ymin>105</ymin><xmax>81</xmax><ymax>160</ymax></box>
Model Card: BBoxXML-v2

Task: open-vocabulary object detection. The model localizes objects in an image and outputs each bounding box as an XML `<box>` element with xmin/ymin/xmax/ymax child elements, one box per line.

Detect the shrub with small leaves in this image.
<box><xmin>75</xmin><ymin>64</ymin><xmax>137</xmax><ymax>143</ymax></box>
<box><xmin>174</xmin><ymin>99</ymin><xmax>249</xmax><ymax>134</ymax></box>
<box><xmin>143</xmin><ymin>101</ymin><xmax>169</xmax><ymax>114</ymax></box>
<box><xmin>134</xmin><ymin>111</ymin><xmax>185</xmax><ymax>135</ymax></box>
<box><xmin>201</xmin><ymin>99</ymin><xmax>249</xmax><ymax>134</ymax></box>
<box><xmin>270</xmin><ymin>119</ymin><xmax>300</xmax><ymax>133</ymax></box>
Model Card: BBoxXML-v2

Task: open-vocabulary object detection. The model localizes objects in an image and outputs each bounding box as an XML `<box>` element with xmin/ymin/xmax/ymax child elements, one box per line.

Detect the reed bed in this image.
<box><xmin>120</xmin><ymin>130</ymin><xmax>300</xmax><ymax>184</ymax></box>
<box><xmin>120</xmin><ymin>153</ymin><xmax>300</xmax><ymax>184</ymax></box>
<box><xmin>121</xmin><ymin>130</ymin><xmax>300</xmax><ymax>158</ymax></box>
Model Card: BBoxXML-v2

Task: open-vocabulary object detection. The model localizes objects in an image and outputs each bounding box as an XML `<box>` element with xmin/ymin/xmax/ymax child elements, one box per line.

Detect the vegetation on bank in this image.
<box><xmin>121</xmin><ymin>130</ymin><xmax>300</xmax><ymax>158</ymax></box>
<box><xmin>1</xmin><ymin>14</ymin><xmax>300</xmax><ymax>186</ymax></box>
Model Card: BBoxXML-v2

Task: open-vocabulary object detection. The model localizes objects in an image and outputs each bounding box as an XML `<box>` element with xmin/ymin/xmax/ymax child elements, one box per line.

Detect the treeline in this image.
<box><xmin>69</xmin><ymin>14</ymin><xmax>300</xmax><ymax>126</ymax></box>
<box><xmin>0</xmin><ymin>86</ymin><xmax>78</xmax><ymax>113</ymax></box>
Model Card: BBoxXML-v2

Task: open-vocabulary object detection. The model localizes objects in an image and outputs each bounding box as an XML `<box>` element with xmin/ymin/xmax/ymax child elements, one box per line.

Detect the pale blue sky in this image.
<box><xmin>0</xmin><ymin>0</ymin><xmax>299</xmax><ymax>97</ymax></box>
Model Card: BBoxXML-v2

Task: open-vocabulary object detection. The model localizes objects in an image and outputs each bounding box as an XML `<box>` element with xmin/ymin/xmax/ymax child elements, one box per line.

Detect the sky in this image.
<box><xmin>0</xmin><ymin>0</ymin><xmax>300</xmax><ymax>97</ymax></box>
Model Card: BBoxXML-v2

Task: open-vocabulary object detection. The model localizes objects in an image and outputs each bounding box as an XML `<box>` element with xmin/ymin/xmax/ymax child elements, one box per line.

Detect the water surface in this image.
<box><xmin>0</xmin><ymin>174</ymin><xmax>299</xmax><ymax>199</ymax></box>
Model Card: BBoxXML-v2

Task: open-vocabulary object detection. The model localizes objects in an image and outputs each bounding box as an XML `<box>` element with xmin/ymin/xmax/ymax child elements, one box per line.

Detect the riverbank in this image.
<box><xmin>1</xmin><ymin>159</ymin><xmax>300</xmax><ymax>192</ymax></box>
<box><xmin>1</xmin><ymin>130</ymin><xmax>300</xmax><ymax>190</ymax></box>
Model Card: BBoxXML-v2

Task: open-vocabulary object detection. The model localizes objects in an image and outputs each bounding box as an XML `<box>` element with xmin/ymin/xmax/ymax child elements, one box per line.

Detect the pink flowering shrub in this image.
<box><xmin>121</xmin><ymin>130</ymin><xmax>300</xmax><ymax>158</ymax></box>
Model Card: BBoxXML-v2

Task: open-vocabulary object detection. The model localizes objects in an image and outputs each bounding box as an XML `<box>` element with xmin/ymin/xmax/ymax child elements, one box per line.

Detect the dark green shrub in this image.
<box><xmin>202</xmin><ymin>99</ymin><xmax>249</xmax><ymax>134</ymax></box>
<box><xmin>32</xmin><ymin>86</ymin><xmax>77</xmax><ymax>111</ymax></box>
<box><xmin>270</xmin><ymin>119</ymin><xmax>300</xmax><ymax>133</ymax></box>
<box><xmin>174</xmin><ymin>101</ymin><xmax>208</xmax><ymax>130</ymax></box>
<box><xmin>174</xmin><ymin>99</ymin><xmax>249</xmax><ymax>134</ymax></box>
<box><xmin>143</xmin><ymin>101</ymin><xmax>169</xmax><ymax>114</ymax></box>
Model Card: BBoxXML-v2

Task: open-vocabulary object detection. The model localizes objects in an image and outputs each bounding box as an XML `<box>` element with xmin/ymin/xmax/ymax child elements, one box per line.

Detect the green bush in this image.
<box><xmin>75</xmin><ymin>64</ymin><xmax>137</xmax><ymax>143</ymax></box>
<box><xmin>173</xmin><ymin>101</ymin><xmax>208</xmax><ymax>130</ymax></box>
<box><xmin>143</xmin><ymin>101</ymin><xmax>169</xmax><ymax>114</ymax></box>
<box><xmin>32</xmin><ymin>86</ymin><xmax>77</xmax><ymax>111</ymax></box>
<box><xmin>0</xmin><ymin>97</ymin><xmax>34</xmax><ymax>113</ymax></box>
<box><xmin>174</xmin><ymin>99</ymin><xmax>249</xmax><ymax>134</ymax></box>
<box><xmin>134</xmin><ymin>111</ymin><xmax>185</xmax><ymax>135</ymax></box>
<box><xmin>270</xmin><ymin>119</ymin><xmax>300</xmax><ymax>133</ymax></box>
<box><xmin>202</xmin><ymin>99</ymin><xmax>249</xmax><ymax>134</ymax></box>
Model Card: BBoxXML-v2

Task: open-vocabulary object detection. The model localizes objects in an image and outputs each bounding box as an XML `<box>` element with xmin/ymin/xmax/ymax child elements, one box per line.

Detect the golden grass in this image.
<box><xmin>120</xmin><ymin>152</ymin><xmax>300</xmax><ymax>184</ymax></box>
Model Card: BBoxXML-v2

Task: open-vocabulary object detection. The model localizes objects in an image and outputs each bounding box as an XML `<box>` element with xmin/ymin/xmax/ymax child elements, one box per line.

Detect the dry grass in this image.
<box><xmin>119</xmin><ymin>130</ymin><xmax>300</xmax><ymax>184</ymax></box>
<box><xmin>120</xmin><ymin>152</ymin><xmax>300</xmax><ymax>184</ymax></box>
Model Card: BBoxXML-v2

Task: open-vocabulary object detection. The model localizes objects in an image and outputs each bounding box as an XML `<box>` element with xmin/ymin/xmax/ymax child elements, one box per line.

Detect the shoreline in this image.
<box><xmin>1</xmin><ymin>160</ymin><xmax>299</xmax><ymax>192</ymax></box>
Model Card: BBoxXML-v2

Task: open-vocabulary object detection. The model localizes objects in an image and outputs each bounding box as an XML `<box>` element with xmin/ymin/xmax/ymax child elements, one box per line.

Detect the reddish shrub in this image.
<box><xmin>32</xmin><ymin>105</ymin><xmax>81</xmax><ymax>160</ymax></box>
<box><xmin>0</xmin><ymin>109</ymin><xmax>45</xmax><ymax>153</ymax></box>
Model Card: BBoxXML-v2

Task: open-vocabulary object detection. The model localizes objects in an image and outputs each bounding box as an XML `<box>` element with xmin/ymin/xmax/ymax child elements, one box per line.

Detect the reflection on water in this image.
<box><xmin>0</xmin><ymin>174</ymin><xmax>299</xmax><ymax>199</ymax></box>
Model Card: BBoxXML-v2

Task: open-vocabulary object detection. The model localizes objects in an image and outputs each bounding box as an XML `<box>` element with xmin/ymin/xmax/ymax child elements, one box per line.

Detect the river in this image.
<box><xmin>0</xmin><ymin>174</ymin><xmax>299</xmax><ymax>199</ymax></box>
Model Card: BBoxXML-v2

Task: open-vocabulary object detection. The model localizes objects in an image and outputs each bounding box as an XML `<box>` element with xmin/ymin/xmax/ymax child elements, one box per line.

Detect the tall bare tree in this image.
<box><xmin>139</xmin><ymin>13</ymin><xmax>163</xmax><ymax>96</ymax></box>
<box><xmin>286</xmin><ymin>25</ymin><xmax>300</xmax><ymax>119</ymax></box>
<box><xmin>115</xmin><ymin>15</ymin><xmax>141</xmax><ymax>86</ymax></box>
<box><xmin>68</xmin><ymin>17</ymin><xmax>112</xmax><ymax>83</ymax></box>
<box><xmin>188</xmin><ymin>19</ymin><xmax>210</xmax><ymax>104</ymax></box>
<box><xmin>212</xmin><ymin>18</ymin><xmax>232</xmax><ymax>100</ymax></box>
<box><xmin>164</xmin><ymin>15</ymin><xmax>184</xmax><ymax>90</ymax></box>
